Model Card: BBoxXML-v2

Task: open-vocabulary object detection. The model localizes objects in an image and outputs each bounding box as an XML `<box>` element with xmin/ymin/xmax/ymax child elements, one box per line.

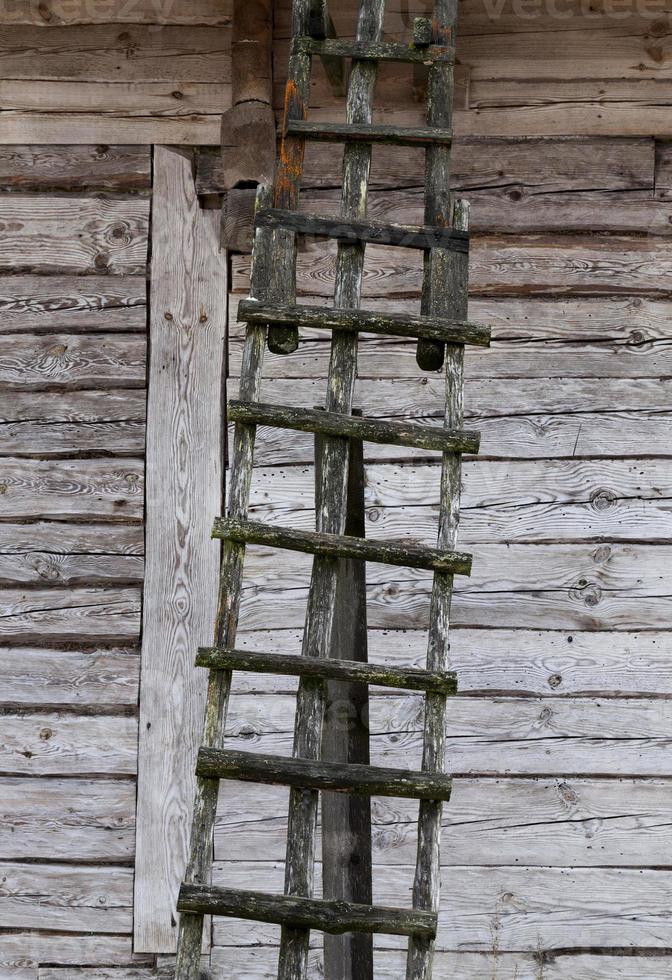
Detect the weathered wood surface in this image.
<box><xmin>0</xmin><ymin>587</ymin><xmax>141</xmax><ymax>643</ymax></box>
<box><xmin>211</xmin><ymin>861</ymin><xmax>672</xmax><ymax>950</ymax></box>
<box><xmin>0</xmin><ymin>334</ymin><xmax>146</xmax><ymax>390</ymax></box>
<box><xmin>0</xmin><ymin>145</ymin><xmax>151</xmax><ymax>192</ymax></box>
<box><xmin>0</xmin><ymin>390</ymin><xmax>146</xmax><ymax>457</ymax></box>
<box><xmin>0</xmin><ymin>459</ymin><xmax>143</xmax><ymax>519</ymax></box>
<box><xmin>0</xmin><ymin>196</ymin><xmax>148</xmax><ymax>274</ymax></box>
<box><xmin>0</xmin><ymin>777</ymin><xmax>135</xmax><ymax>860</ymax></box>
<box><xmin>230</xmin><ymin>627</ymin><xmax>672</xmax><ymax>698</ymax></box>
<box><xmin>0</xmin><ymin>1</ymin><xmax>232</xmax><ymax>25</ymax></box>
<box><xmin>214</xmin><ymin>775</ymin><xmax>672</xmax><ymax>867</ymax></box>
<box><xmin>0</xmin><ymin>862</ymin><xmax>133</xmax><ymax>933</ymax></box>
<box><xmin>0</xmin><ymin>712</ymin><xmax>136</xmax><ymax>776</ymax></box>
<box><xmin>197</xmin><ymin>136</ymin><xmax>655</xmax><ymax>194</ymax></box>
<box><xmin>0</xmin><ymin>935</ymin><xmax>149</xmax><ymax>970</ymax></box>
<box><xmin>0</xmin><ymin>275</ymin><xmax>146</xmax><ymax>333</ymax></box>
<box><xmin>203</xmin><ymin>692</ymin><xmax>672</xmax><ymax>777</ymax></box>
<box><xmin>212</xmin><ymin>947</ymin><xmax>672</xmax><ymax>979</ymax></box>
<box><xmin>134</xmin><ymin>146</ymin><xmax>225</xmax><ymax>954</ymax></box>
<box><xmin>232</xmin><ymin>235</ymin><xmax>672</xmax><ymax>297</ymax></box>
<box><xmin>0</xmin><ymin>645</ymin><xmax>139</xmax><ymax>706</ymax></box>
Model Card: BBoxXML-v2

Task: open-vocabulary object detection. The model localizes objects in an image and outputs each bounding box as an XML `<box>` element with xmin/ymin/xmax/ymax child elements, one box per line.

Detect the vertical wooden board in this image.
<box><xmin>134</xmin><ymin>146</ymin><xmax>225</xmax><ymax>953</ymax></box>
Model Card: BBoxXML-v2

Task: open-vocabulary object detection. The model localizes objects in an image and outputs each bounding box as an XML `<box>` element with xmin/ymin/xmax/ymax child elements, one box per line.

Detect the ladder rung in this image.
<box><xmin>285</xmin><ymin>119</ymin><xmax>453</xmax><ymax>147</ymax></box>
<box><xmin>195</xmin><ymin>647</ymin><xmax>458</xmax><ymax>694</ymax></box>
<box><xmin>237</xmin><ymin>299</ymin><xmax>491</xmax><ymax>347</ymax></box>
<box><xmin>196</xmin><ymin>748</ymin><xmax>453</xmax><ymax>801</ymax></box>
<box><xmin>212</xmin><ymin>517</ymin><xmax>472</xmax><ymax>576</ymax></box>
<box><xmin>256</xmin><ymin>207</ymin><xmax>467</xmax><ymax>252</ymax></box>
<box><xmin>228</xmin><ymin>400</ymin><xmax>481</xmax><ymax>454</ymax></box>
<box><xmin>294</xmin><ymin>36</ymin><xmax>455</xmax><ymax>65</ymax></box>
<box><xmin>177</xmin><ymin>885</ymin><xmax>437</xmax><ymax>939</ymax></box>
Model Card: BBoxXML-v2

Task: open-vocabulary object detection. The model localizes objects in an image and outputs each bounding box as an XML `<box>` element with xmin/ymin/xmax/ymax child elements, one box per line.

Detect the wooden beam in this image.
<box><xmin>134</xmin><ymin>146</ymin><xmax>226</xmax><ymax>954</ymax></box>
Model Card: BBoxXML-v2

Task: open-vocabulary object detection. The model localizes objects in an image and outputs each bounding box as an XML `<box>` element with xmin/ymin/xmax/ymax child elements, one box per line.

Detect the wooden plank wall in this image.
<box><xmin>204</xmin><ymin>0</ymin><xmax>672</xmax><ymax>977</ymax></box>
<box><xmin>0</xmin><ymin>1</ymin><xmax>232</xmax><ymax>145</ymax></box>
<box><xmin>0</xmin><ymin>146</ymin><xmax>150</xmax><ymax>976</ymax></box>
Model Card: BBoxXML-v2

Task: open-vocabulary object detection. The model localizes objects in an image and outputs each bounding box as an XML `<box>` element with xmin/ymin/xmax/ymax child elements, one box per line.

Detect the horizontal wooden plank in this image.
<box><xmin>229</xmin><ymin>337</ymin><xmax>672</xmax><ymax>380</ymax></box>
<box><xmin>0</xmin><ymin>113</ymin><xmax>222</xmax><ymax>144</ymax></box>
<box><xmin>0</xmin><ymin>146</ymin><xmax>150</xmax><ymax>192</ymax></box>
<box><xmin>231</xmin><ymin>374</ymin><xmax>669</xmax><ymax>416</ymax></box>
<box><xmin>0</xmin><ymin>196</ymin><xmax>148</xmax><ymax>275</ymax></box>
<box><xmin>232</xmin><ymin>627</ymin><xmax>672</xmax><ymax>698</ymax></box>
<box><xmin>0</xmin><ymin>587</ymin><xmax>141</xmax><ymax>642</ymax></box>
<box><xmin>241</xmin><ymin>411</ymin><xmax>672</xmax><ymax>465</ymax></box>
<box><xmin>231</xmin><ymin>236</ymin><xmax>672</xmax><ymax>298</ymax></box>
<box><xmin>0</xmin><ymin>551</ymin><xmax>143</xmax><ymax>587</ymax></box>
<box><xmin>211</xmin><ymin>862</ymin><xmax>672</xmax><ymax>950</ymax></box>
<box><xmin>0</xmin><ymin>645</ymin><xmax>139</xmax><ymax>706</ymax></box>
<box><xmin>0</xmin><ymin>522</ymin><xmax>143</xmax><ymax>556</ymax></box>
<box><xmin>202</xmin><ymin>693</ymin><xmax>672</xmax><ymax>776</ymax></box>
<box><xmin>237</xmin><ymin>542</ymin><xmax>671</xmax><ymax>631</ymax></box>
<box><xmin>0</xmin><ymin>776</ymin><xmax>135</xmax><ymax>860</ymax></box>
<box><xmin>211</xmin><ymin>947</ymin><xmax>672</xmax><ymax>980</ymax></box>
<box><xmin>0</xmin><ymin>458</ymin><xmax>143</xmax><ymax>520</ymax></box>
<box><xmin>0</xmin><ymin>712</ymin><xmax>136</xmax><ymax>776</ymax></box>
<box><xmin>0</xmin><ymin>80</ymin><xmax>229</xmax><ymax>117</ymax></box>
<box><xmin>273</xmin><ymin>0</ymin><xmax>669</xmax><ymax>39</ymax></box>
<box><xmin>0</xmin><ymin>862</ymin><xmax>132</xmax><ymax>933</ymax></box>
<box><xmin>0</xmin><ymin>390</ymin><xmax>146</xmax><ymax>456</ymax></box>
<box><xmin>214</xmin><ymin>776</ymin><xmax>672</xmax><ymax>867</ymax></box>
<box><xmin>0</xmin><ymin>275</ymin><xmax>146</xmax><ymax>333</ymax></box>
<box><xmin>456</xmin><ymin>103</ymin><xmax>672</xmax><ymax>139</ymax></box>
<box><xmin>0</xmin><ymin>934</ymin><xmax>147</xmax><ymax>969</ymax></box>
<box><xmin>231</xmin><ymin>293</ymin><xmax>672</xmax><ymax>344</ymax></box>
<box><xmin>0</xmin><ymin>335</ymin><xmax>146</xmax><ymax>390</ymax></box>
<box><xmin>0</xmin><ymin>1</ymin><xmax>232</xmax><ymax>25</ymax></box>
<box><xmin>197</xmin><ymin>137</ymin><xmax>654</xmax><ymax>194</ymax></box>
<box><xmin>254</xmin><ymin>185</ymin><xmax>672</xmax><ymax>235</ymax></box>
<box><xmin>0</xmin><ymin>25</ymin><xmax>231</xmax><ymax>81</ymax></box>
<box><xmin>246</xmin><ymin>456</ymin><xmax>672</xmax><ymax>545</ymax></box>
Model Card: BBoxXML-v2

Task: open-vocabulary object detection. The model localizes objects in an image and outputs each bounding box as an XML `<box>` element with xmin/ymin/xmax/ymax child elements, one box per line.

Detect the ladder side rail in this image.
<box><xmin>416</xmin><ymin>0</ymin><xmax>459</xmax><ymax>372</ymax></box>
<box><xmin>268</xmin><ymin>0</ymin><xmax>313</xmax><ymax>355</ymax></box>
<box><xmin>175</xmin><ymin>188</ymin><xmax>274</xmax><ymax>978</ymax></box>
<box><xmin>277</xmin><ymin>1</ymin><xmax>387</xmax><ymax>977</ymax></box>
<box><xmin>406</xmin><ymin>200</ymin><xmax>470</xmax><ymax>980</ymax></box>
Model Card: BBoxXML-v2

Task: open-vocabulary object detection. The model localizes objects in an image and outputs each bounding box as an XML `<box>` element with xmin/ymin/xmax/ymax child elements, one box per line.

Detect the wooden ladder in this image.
<box><xmin>175</xmin><ymin>0</ymin><xmax>490</xmax><ymax>977</ymax></box>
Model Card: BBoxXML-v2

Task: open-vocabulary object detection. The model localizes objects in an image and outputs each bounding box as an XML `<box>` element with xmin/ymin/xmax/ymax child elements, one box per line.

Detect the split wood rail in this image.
<box><xmin>175</xmin><ymin>0</ymin><xmax>490</xmax><ymax>977</ymax></box>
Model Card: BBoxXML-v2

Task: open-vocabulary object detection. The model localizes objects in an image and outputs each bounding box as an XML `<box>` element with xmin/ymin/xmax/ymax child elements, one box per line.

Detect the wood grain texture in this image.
<box><xmin>0</xmin><ymin>645</ymin><xmax>139</xmax><ymax>706</ymax></box>
<box><xmin>212</xmin><ymin>947</ymin><xmax>672</xmax><ymax>979</ymax></box>
<box><xmin>0</xmin><ymin>113</ymin><xmax>222</xmax><ymax>144</ymax></box>
<box><xmin>0</xmin><ymin>862</ymin><xmax>133</xmax><ymax>933</ymax></box>
<box><xmin>0</xmin><ymin>712</ymin><xmax>136</xmax><ymax>776</ymax></box>
<box><xmin>198</xmin><ymin>137</ymin><xmax>655</xmax><ymax>194</ymax></box>
<box><xmin>0</xmin><ymin>1</ymin><xmax>232</xmax><ymax>25</ymax></box>
<box><xmin>0</xmin><ymin>776</ymin><xmax>135</xmax><ymax>860</ymax></box>
<box><xmin>0</xmin><ymin>334</ymin><xmax>146</xmax><ymax>390</ymax></box>
<box><xmin>0</xmin><ymin>275</ymin><xmax>146</xmax><ymax>334</ymax></box>
<box><xmin>0</xmin><ymin>934</ymin><xmax>148</xmax><ymax>970</ymax></box>
<box><xmin>0</xmin><ymin>195</ymin><xmax>148</xmax><ymax>275</ymax></box>
<box><xmin>213</xmin><ymin>775</ymin><xmax>672</xmax><ymax>868</ymax></box>
<box><xmin>0</xmin><ymin>458</ymin><xmax>143</xmax><ymax>520</ymax></box>
<box><xmin>211</xmin><ymin>861</ymin><xmax>672</xmax><ymax>950</ymax></box>
<box><xmin>231</xmin><ymin>627</ymin><xmax>672</xmax><ymax>698</ymax></box>
<box><xmin>134</xmin><ymin>146</ymin><xmax>225</xmax><ymax>954</ymax></box>
<box><xmin>0</xmin><ymin>587</ymin><xmax>141</xmax><ymax>643</ymax></box>
<box><xmin>0</xmin><ymin>145</ymin><xmax>151</xmax><ymax>192</ymax></box>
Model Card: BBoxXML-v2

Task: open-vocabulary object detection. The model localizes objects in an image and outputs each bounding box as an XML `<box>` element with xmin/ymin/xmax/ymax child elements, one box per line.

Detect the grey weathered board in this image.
<box><xmin>134</xmin><ymin>146</ymin><xmax>226</xmax><ymax>953</ymax></box>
